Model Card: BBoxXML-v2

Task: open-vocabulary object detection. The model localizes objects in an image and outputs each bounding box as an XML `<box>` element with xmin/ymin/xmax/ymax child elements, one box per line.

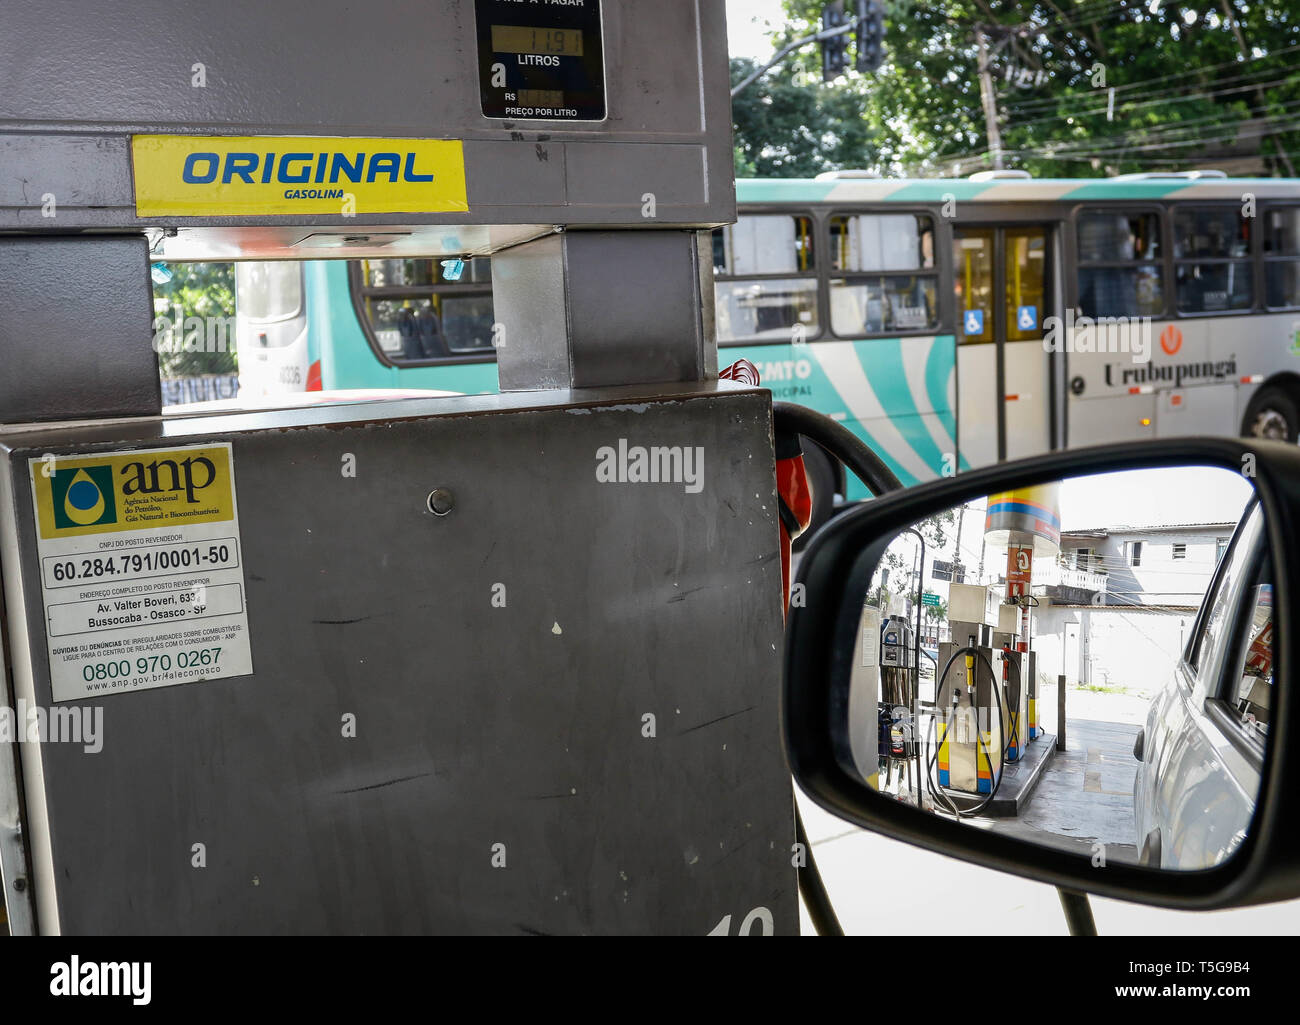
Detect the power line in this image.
<box><xmin>1000</xmin><ymin>42</ymin><xmax>1300</xmax><ymax>112</ymax></box>
<box><xmin>1017</xmin><ymin>113</ymin><xmax>1300</xmax><ymax>159</ymax></box>
<box><xmin>1003</xmin><ymin>62</ymin><xmax>1300</xmax><ymax>119</ymax></box>
<box><xmin>1003</xmin><ymin>64</ymin><xmax>1300</xmax><ymax>122</ymax></box>
<box><xmin>921</xmin><ymin>62</ymin><xmax>1300</xmax><ymax>169</ymax></box>
<box><xmin>937</xmin><ymin>107</ymin><xmax>1300</xmax><ymax>169</ymax></box>
<box><xmin>997</xmin><ymin>78</ymin><xmax>1300</xmax><ymax>145</ymax></box>
<box><xmin>1003</xmin><ymin>87</ymin><xmax>1300</xmax><ymax>148</ymax></box>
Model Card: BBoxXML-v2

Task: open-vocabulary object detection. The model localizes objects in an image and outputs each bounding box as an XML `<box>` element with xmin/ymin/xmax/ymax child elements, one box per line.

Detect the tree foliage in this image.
<box><xmin>731</xmin><ymin>56</ymin><xmax>880</xmax><ymax>177</ymax></box>
<box><xmin>733</xmin><ymin>1</ymin><xmax>1300</xmax><ymax>177</ymax></box>
<box><xmin>151</xmin><ymin>262</ymin><xmax>238</xmax><ymax>377</ymax></box>
<box><xmin>869</xmin><ymin>508</ymin><xmax>958</xmax><ymax>613</ymax></box>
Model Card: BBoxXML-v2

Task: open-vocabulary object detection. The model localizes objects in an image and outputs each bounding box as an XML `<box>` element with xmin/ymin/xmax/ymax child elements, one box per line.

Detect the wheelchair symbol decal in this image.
<box><xmin>964</xmin><ymin>309</ymin><xmax>984</xmax><ymax>334</ymax></box>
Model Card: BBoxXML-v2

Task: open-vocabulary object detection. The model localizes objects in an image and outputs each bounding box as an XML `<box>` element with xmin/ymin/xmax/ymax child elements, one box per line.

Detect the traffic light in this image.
<box><xmin>855</xmin><ymin>0</ymin><xmax>885</xmax><ymax>73</ymax></box>
<box><xmin>821</xmin><ymin>1</ymin><xmax>850</xmax><ymax>82</ymax></box>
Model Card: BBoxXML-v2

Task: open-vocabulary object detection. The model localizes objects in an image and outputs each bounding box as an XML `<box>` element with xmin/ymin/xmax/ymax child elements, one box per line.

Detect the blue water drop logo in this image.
<box><xmin>63</xmin><ymin>469</ymin><xmax>106</xmax><ymax>526</ymax></box>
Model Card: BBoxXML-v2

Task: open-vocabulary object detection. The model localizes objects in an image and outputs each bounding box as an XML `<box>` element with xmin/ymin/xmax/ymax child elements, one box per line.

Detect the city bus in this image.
<box><xmin>234</xmin><ymin>261</ymin><xmax>311</xmax><ymax>399</ymax></box>
<box><xmin>282</xmin><ymin>172</ymin><xmax>1300</xmax><ymax>531</ymax></box>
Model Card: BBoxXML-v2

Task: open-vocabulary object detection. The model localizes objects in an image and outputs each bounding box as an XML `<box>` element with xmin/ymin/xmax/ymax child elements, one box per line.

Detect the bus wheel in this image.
<box><xmin>794</xmin><ymin>441</ymin><xmax>837</xmax><ymax>551</ymax></box>
<box><xmin>1243</xmin><ymin>387</ymin><xmax>1300</xmax><ymax>443</ymax></box>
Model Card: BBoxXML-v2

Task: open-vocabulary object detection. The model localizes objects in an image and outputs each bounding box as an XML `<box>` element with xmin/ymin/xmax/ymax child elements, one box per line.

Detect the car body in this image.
<box><xmin>1133</xmin><ymin>502</ymin><xmax>1272</xmax><ymax>869</ymax></box>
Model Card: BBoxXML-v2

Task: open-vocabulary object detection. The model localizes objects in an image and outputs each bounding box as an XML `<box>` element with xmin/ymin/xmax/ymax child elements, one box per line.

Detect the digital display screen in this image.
<box><xmin>475</xmin><ymin>0</ymin><xmax>606</xmax><ymax>121</ymax></box>
<box><xmin>491</xmin><ymin>26</ymin><xmax>585</xmax><ymax>57</ymax></box>
<box><xmin>518</xmin><ymin>89</ymin><xmax>565</xmax><ymax>109</ymax></box>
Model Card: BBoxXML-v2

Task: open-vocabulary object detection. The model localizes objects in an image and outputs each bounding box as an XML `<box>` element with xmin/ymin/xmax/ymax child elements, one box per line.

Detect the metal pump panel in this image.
<box><xmin>0</xmin><ymin>0</ymin><xmax>736</xmax><ymax>258</ymax></box>
<box><xmin>0</xmin><ymin>0</ymin><xmax>798</xmax><ymax>935</ymax></box>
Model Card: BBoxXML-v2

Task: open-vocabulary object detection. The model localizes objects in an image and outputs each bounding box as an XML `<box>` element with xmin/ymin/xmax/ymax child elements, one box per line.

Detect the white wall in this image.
<box><xmin>1065</xmin><ymin>528</ymin><xmax>1228</xmax><ymax>608</ymax></box>
<box><xmin>1033</xmin><ymin>606</ymin><xmax>1195</xmax><ymax>696</ymax></box>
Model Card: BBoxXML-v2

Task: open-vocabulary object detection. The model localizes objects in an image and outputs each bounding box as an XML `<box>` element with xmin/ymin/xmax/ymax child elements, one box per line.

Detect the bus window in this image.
<box><xmin>1004</xmin><ymin>226</ymin><xmax>1048</xmax><ymax>342</ymax></box>
<box><xmin>954</xmin><ymin>229</ymin><xmax>994</xmax><ymax>343</ymax></box>
<box><xmin>828</xmin><ymin>213</ymin><xmax>934</xmax><ymax>272</ymax></box>
<box><xmin>713</xmin><ymin>214</ymin><xmax>819</xmax><ymax>342</ymax></box>
<box><xmin>1264</xmin><ymin>207</ymin><xmax>1300</xmax><ymax>310</ymax></box>
<box><xmin>366</xmin><ymin>259</ymin><xmax>435</xmax><ymax>287</ymax></box>
<box><xmin>829</xmin><ymin>277</ymin><xmax>938</xmax><ymax>335</ymax></box>
<box><xmin>827</xmin><ymin>213</ymin><xmax>939</xmax><ymax>335</ymax></box>
<box><xmin>713</xmin><ymin>214</ymin><xmax>815</xmax><ymax>276</ymax></box>
<box><xmin>365</xmin><ymin>298</ymin><xmax>445</xmax><ymax>360</ymax></box>
<box><xmin>1076</xmin><ymin>210</ymin><xmax>1164</xmax><ymax>318</ymax></box>
<box><xmin>235</xmin><ymin>261</ymin><xmax>303</xmax><ymax>321</ymax></box>
<box><xmin>1174</xmin><ymin>207</ymin><xmax>1253</xmax><ymax>314</ymax></box>
<box><xmin>438</xmin><ymin>294</ymin><xmax>496</xmax><ymax>352</ymax></box>
<box><xmin>714</xmin><ymin>278</ymin><xmax>819</xmax><ymax>341</ymax></box>
<box><xmin>350</xmin><ymin>258</ymin><xmax>495</xmax><ymax>362</ymax></box>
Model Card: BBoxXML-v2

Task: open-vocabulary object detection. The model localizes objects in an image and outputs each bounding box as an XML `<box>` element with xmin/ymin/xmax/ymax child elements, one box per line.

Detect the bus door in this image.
<box><xmin>953</xmin><ymin>224</ymin><xmax>1056</xmax><ymax>466</ymax></box>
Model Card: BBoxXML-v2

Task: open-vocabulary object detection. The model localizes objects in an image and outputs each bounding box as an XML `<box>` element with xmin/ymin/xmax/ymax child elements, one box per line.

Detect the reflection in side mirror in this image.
<box><xmin>843</xmin><ymin>465</ymin><xmax>1267</xmax><ymax>872</ymax></box>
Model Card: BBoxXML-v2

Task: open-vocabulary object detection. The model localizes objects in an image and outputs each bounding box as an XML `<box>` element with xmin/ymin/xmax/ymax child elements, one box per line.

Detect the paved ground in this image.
<box><xmin>796</xmin><ymin>679</ymin><xmax>1299</xmax><ymax>934</ymax></box>
<box><xmin>982</xmin><ymin>715</ymin><xmax>1142</xmax><ymax>864</ymax></box>
<box><xmin>795</xmin><ymin>790</ymin><xmax>1300</xmax><ymax>935</ymax></box>
<box><xmin>885</xmin><ymin>681</ymin><xmax>1146</xmax><ymax>860</ymax></box>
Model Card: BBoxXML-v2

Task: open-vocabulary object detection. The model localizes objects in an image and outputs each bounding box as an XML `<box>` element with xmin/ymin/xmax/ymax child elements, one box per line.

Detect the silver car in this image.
<box><xmin>1133</xmin><ymin>501</ymin><xmax>1273</xmax><ymax>869</ymax></box>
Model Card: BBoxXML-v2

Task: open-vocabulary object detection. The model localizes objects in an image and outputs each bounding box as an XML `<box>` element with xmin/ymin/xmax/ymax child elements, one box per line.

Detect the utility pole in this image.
<box><xmin>975</xmin><ymin>24</ymin><xmax>1005</xmax><ymax>170</ymax></box>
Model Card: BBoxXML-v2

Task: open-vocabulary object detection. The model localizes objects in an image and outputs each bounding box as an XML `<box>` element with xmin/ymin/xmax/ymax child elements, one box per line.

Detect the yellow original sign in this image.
<box><xmin>131</xmin><ymin>135</ymin><xmax>468</xmax><ymax>218</ymax></box>
<box><xmin>32</xmin><ymin>446</ymin><xmax>236</xmax><ymax>540</ymax></box>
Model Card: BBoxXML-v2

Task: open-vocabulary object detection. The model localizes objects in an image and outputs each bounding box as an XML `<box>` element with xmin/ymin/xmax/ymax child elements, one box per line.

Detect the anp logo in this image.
<box><xmin>51</xmin><ymin>465</ymin><xmax>117</xmax><ymax>529</ymax></box>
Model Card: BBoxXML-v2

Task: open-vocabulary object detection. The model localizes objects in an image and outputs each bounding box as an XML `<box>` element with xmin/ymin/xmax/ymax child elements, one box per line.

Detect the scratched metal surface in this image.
<box><xmin>0</xmin><ymin>387</ymin><xmax>797</xmax><ymax>934</ymax></box>
<box><xmin>0</xmin><ymin>0</ymin><xmax>735</xmax><ymax>241</ymax></box>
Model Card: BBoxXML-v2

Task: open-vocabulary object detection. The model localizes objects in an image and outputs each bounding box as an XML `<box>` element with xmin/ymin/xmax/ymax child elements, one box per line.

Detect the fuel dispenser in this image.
<box><xmin>935</xmin><ymin>585</ymin><xmax>1004</xmax><ymax>797</ymax></box>
<box><xmin>991</xmin><ymin>602</ymin><xmax>1029</xmax><ymax>761</ymax></box>
<box><xmin>0</xmin><ymin>0</ymin><xmax>799</xmax><ymax>935</ymax></box>
<box><xmin>984</xmin><ymin>486</ymin><xmax>1061</xmax><ymax>749</ymax></box>
<box><xmin>879</xmin><ymin>613</ymin><xmax>918</xmax><ymax>794</ymax></box>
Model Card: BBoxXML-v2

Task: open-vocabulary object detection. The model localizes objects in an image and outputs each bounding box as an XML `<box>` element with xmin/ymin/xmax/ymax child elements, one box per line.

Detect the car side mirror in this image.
<box><xmin>784</xmin><ymin>439</ymin><xmax>1300</xmax><ymax>910</ymax></box>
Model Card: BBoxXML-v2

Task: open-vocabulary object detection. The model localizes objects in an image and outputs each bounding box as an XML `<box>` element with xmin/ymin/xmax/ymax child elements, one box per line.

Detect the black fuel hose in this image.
<box><xmin>773</xmin><ymin>401</ymin><xmax>902</xmax><ymax>498</ymax></box>
<box><xmin>773</xmin><ymin>403</ymin><xmax>1093</xmax><ymax>936</ymax></box>
<box><xmin>774</xmin><ymin>404</ymin><xmax>901</xmax><ymax>938</ymax></box>
<box><xmin>926</xmin><ymin>644</ymin><xmax>1008</xmax><ymax>819</ymax></box>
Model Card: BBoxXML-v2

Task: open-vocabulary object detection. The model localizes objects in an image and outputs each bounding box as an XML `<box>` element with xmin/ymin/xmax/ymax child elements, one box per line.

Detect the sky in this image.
<box><xmin>879</xmin><ymin>465</ymin><xmax>1256</xmax><ymax>607</ymax></box>
<box><xmin>1058</xmin><ymin>466</ymin><xmax>1254</xmax><ymax>532</ymax></box>
<box><xmin>726</xmin><ymin>0</ymin><xmax>788</xmax><ymax>59</ymax></box>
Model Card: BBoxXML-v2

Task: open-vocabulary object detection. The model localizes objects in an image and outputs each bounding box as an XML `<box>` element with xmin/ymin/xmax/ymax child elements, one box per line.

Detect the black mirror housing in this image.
<box><xmin>784</xmin><ymin>437</ymin><xmax>1300</xmax><ymax>910</ymax></box>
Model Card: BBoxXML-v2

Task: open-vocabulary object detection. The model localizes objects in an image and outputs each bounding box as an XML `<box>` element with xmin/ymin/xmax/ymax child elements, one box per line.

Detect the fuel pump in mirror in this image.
<box><xmin>839</xmin><ymin>464</ymin><xmax>1269</xmax><ymax>871</ymax></box>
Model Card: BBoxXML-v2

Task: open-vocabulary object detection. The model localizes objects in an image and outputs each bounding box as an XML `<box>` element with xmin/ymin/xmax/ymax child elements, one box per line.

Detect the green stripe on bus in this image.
<box><xmin>923</xmin><ymin>334</ymin><xmax>967</xmax><ymax>472</ymax></box>
<box><xmin>735</xmin><ymin>180</ymin><xmax>837</xmax><ymax>204</ymax></box>
<box><xmin>799</xmin><ymin>343</ymin><xmax>922</xmax><ymax>491</ymax></box>
<box><xmin>855</xmin><ymin>338</ymin><xmax>948</xmax><ymax>473</ymax></box>
<box><xmin>881</xmin><ymin>181</ymin><xmax>994</xmax><ymax>202</ymax></box>
<box><xmin>1060</xmin><ymin>181</ymin><xmax>1194</xmax><ymax>200</ymax></box>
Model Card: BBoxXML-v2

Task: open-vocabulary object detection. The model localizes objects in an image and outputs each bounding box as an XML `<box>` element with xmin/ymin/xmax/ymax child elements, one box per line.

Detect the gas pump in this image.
<box><xmin>984</xmin><ymin>486</ymin><xmax>1061</xmax><ymax>748</ymax></box>
<box><xmin>0</xmin><ymin>0</ymin><xmax>797</xmax><ymax>935</ymax></box>
<box><xmin>935</xmin><ymin>585</ymin><xmax>1004</xmax><ymax>798</ymax></box>
<box><xmin>991</xmin><ymin>602</ymin><xmax>1028</xmax><ymax>761</ymax></box>
<box><xmin>879</xmin><ymin>613</ymin><xmax>918</xmax><ymax>795</ymax></box>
